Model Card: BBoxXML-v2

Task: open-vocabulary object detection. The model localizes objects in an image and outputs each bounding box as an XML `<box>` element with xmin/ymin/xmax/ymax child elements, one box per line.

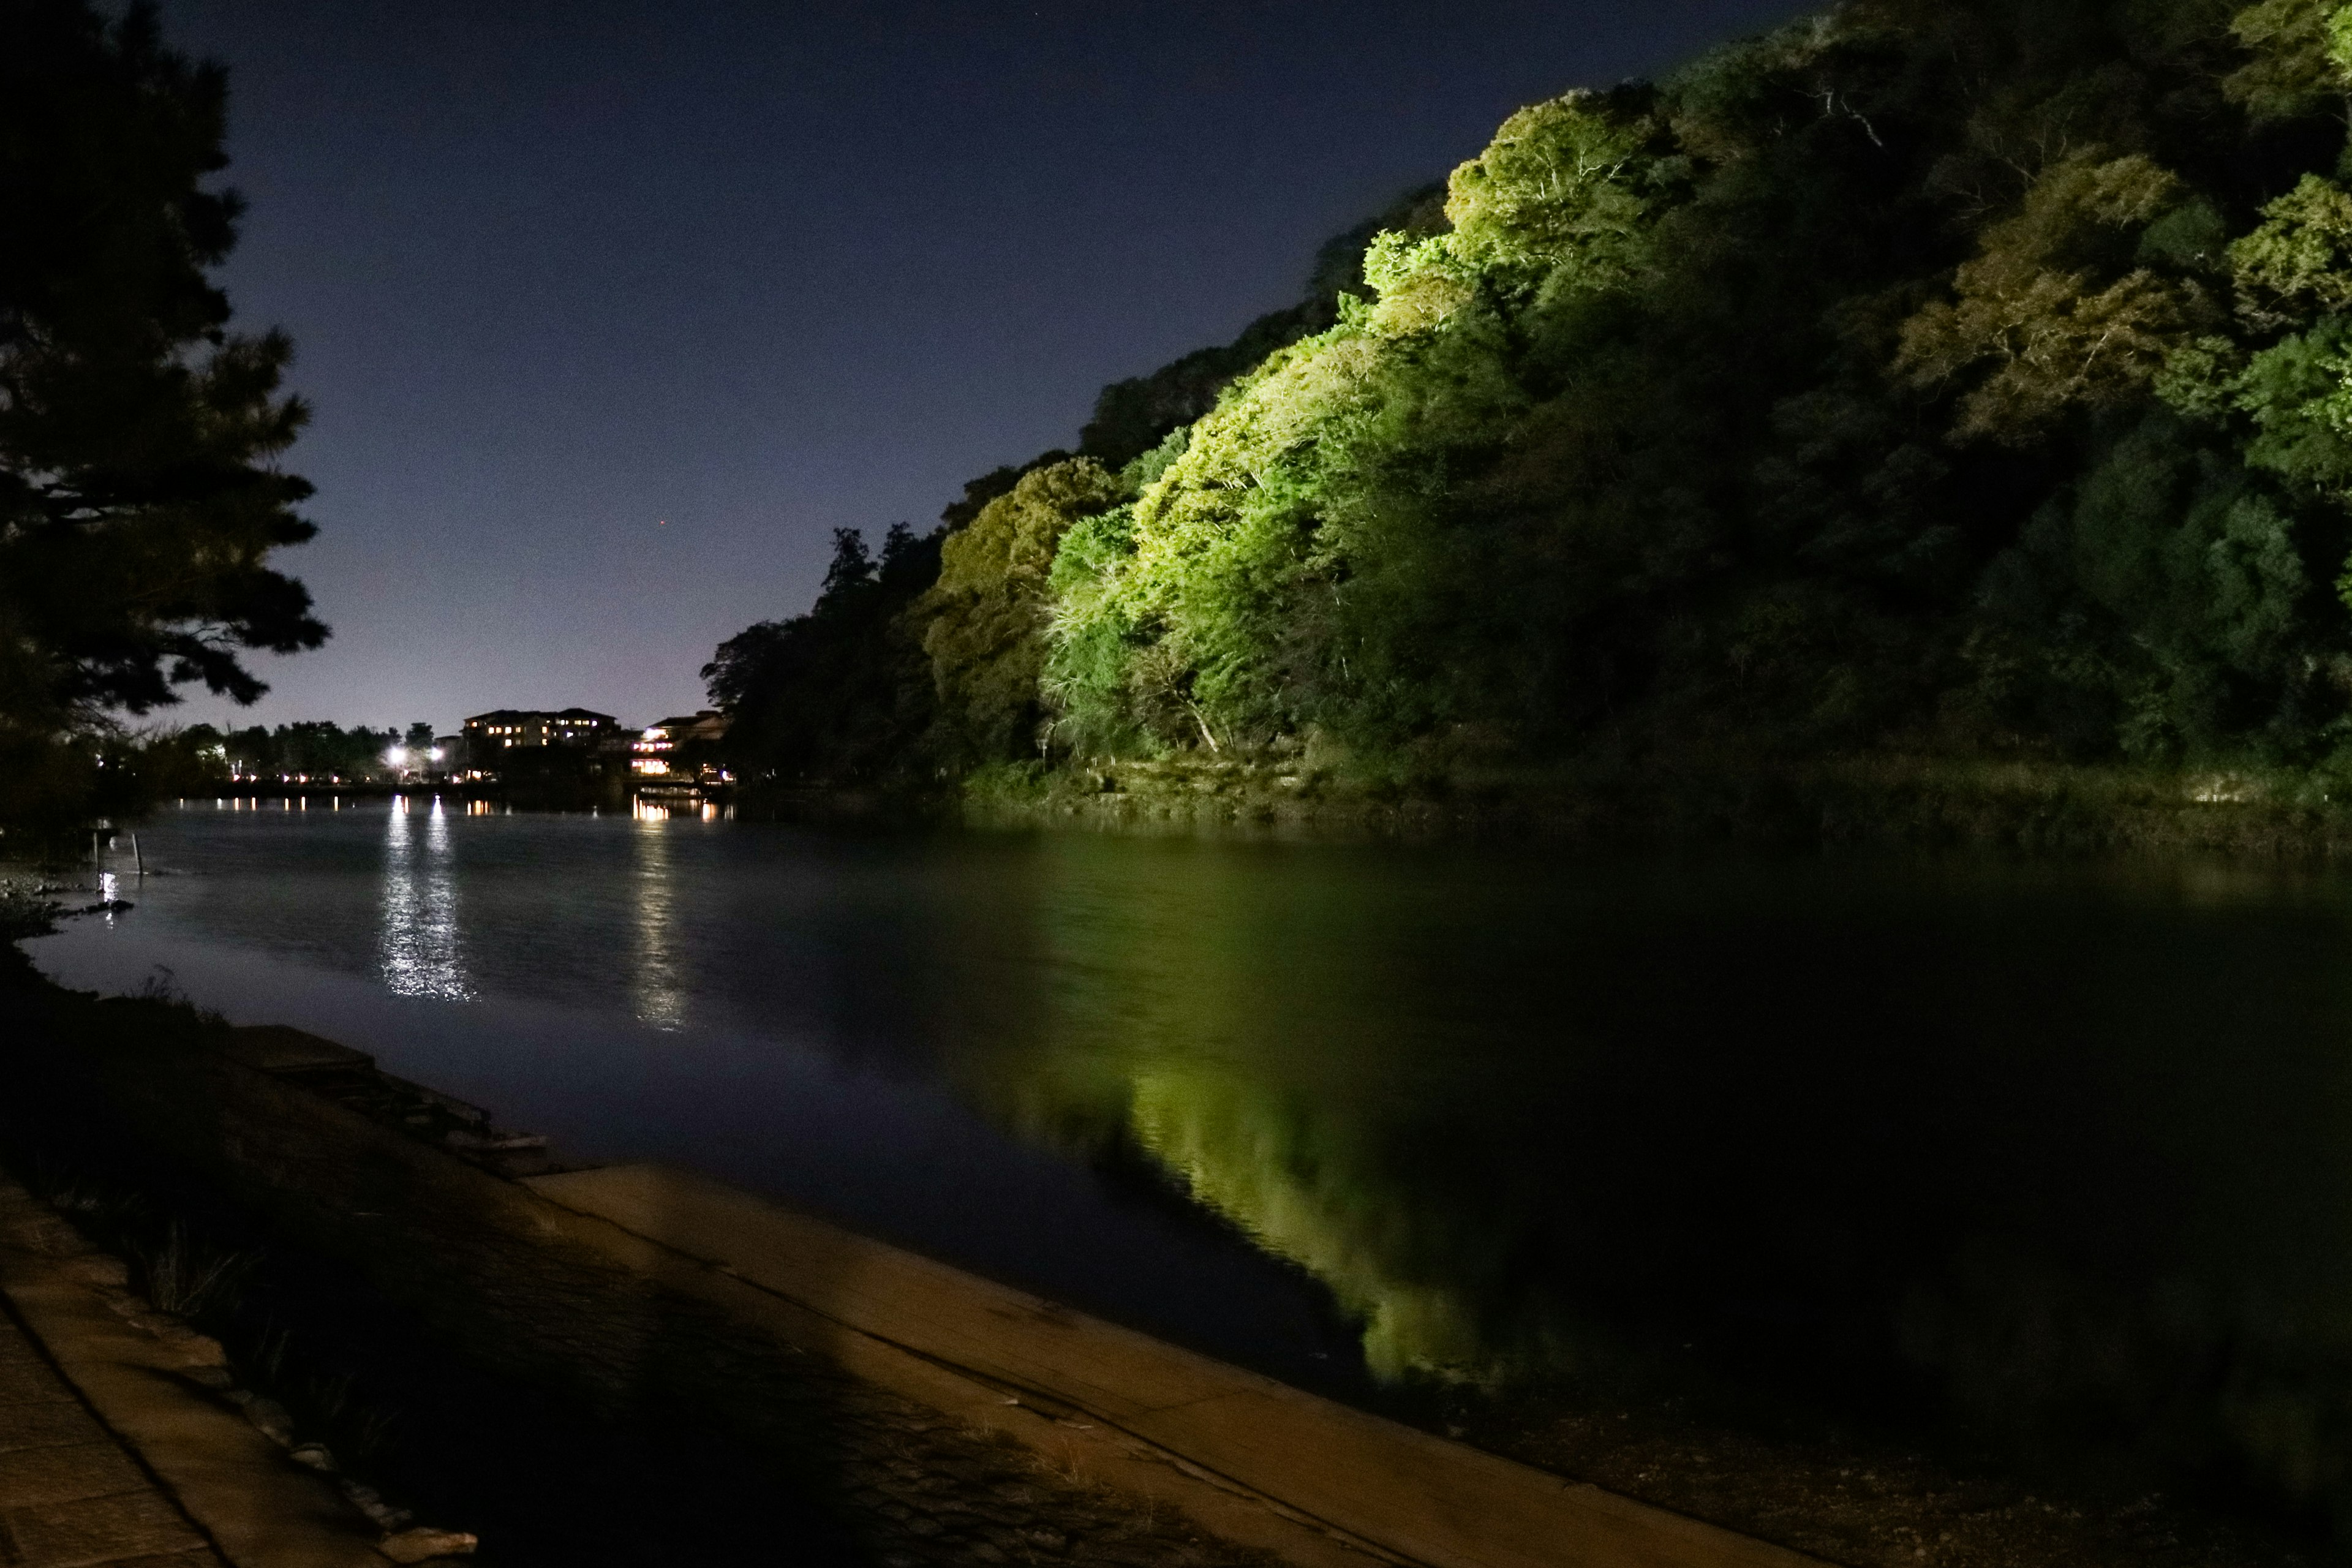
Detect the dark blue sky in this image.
<box><xmin>157</xmin><ymin>0</ymin><xmax>1811</xmax><ymax>733</ymax></box>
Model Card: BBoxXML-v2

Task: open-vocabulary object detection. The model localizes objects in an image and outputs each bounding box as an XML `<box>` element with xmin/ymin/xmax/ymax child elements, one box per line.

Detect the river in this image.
<box><xmin>28</xmin><ymin>795</ymin><xmax>2352</xmax><ymax>1530</ymax></box>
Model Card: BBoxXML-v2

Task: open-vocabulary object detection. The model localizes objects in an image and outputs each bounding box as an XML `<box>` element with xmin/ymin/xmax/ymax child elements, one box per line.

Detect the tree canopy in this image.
<box><xmin>710</xmin><ymin>0</ymin><xmax>2352</xmax><ymax>793</ymax></box>
<box><xmin>1</xmin><ymin>0</ymin><xmax>322</xmax><ymax>827</ymax></box>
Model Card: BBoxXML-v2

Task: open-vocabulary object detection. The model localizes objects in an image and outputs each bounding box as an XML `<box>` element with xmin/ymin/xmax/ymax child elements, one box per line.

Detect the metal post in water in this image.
<box><xmin>132</xmin><ymin>832</ymin><xmax>144</xmax><ymax>877</ymax></box>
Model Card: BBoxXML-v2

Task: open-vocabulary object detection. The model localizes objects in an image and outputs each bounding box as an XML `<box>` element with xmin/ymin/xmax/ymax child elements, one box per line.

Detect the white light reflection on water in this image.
<box><xmin>630</xmin><ymin>804</ymin><xmax>687</xmax><ymax>1029</ymax></box>
<box><xmin>378</xmin><ymin>794</ymin><xmax>468</xmax><ymax>999</ymax></box>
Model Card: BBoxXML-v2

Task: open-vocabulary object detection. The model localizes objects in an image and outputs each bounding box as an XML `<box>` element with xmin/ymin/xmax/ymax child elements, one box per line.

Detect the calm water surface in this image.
<box><xmin>31</xmin><ymin>797</ymin><xmax>2352</xmax><ymax>1513</ymax></box>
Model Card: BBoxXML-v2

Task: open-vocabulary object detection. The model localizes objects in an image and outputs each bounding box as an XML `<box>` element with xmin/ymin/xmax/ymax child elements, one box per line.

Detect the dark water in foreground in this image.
<box><xmin>29</xmin><ymin>797</ymin><xmax>2352</xmax><ymax>1518</ymax></box>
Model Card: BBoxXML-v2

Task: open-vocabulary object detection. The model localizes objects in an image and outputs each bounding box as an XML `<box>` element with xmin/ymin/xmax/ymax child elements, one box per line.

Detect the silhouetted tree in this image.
<box><xmin>1</xmin><ymin>0</ymin><xmax>322</xmax><ymax>830</ymax></box>
<box><xmin>704</xmin><ymin>525</ymin><xmax>943</xmax><ymax>786</ymax></box>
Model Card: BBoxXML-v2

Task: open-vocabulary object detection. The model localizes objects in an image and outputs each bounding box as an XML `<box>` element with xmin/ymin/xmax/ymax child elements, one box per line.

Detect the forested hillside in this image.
<box><xmin>710</xmin><ymin>0</ymin><xmax>2352</xmax><ymax>800</ymax></box>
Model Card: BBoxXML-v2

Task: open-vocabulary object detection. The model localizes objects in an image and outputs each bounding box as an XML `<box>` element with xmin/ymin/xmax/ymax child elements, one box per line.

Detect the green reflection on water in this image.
<box><xmin>1125</xmin><ymin>1063</ymin><xmax>1498</xmax><ymax>1379</ymax></box>
<box><xmin>932</xmin><ymin>834</ymin><xmax>1610</xmax><ymax>1385</ymax></box>
<box><xmin>922</xmin><ymin>832</ymin><xmax>2352</xmax><ymax>1513</ymax></box>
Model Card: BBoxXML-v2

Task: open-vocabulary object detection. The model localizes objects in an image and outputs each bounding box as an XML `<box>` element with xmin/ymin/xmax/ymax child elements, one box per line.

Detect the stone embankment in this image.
<box><xmin>0</xmin><ymin>1172</ymin><xmax>474</xmax><ymax>1566</ymax></box>
<box><xmin>0</xmin><ymin>1199</ymin><xmax>234</xmax><ymax>1568</ymax></box>
<box><xmin>0</xmin><ymin>995</ymin><xmax>1830</xmax><ymax>1568</ymax></box>
<box><xmin>523</xmin><ymin>1162</ymin><xmax>1821</xmax><ymax>1568</ymax></box>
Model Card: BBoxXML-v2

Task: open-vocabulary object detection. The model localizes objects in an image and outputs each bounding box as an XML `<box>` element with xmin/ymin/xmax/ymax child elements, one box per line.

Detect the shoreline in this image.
<box><xmin>0</xmin><ymin>971</ymin><xmax>2322</xmax><ymax>1568</ymax></box>
<box><xmin>0</xmin><ymin>986</ymin><xmax>1819</xmax><ymax>1568</ymax></box>
<box><xmin>931</xmin><ymin>753</ymin><xmax>2352</xmax><ymax>859</ymax></box>
<box><xmin>138</xmin><ymin>750</ymin><xmax>2352</xmax><ymax>867</ymax></box>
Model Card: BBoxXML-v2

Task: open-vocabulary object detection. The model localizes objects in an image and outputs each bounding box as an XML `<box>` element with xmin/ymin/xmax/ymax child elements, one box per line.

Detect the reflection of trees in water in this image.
<box><xmin>377</xmin><ymin>797</ymin><xmax>467</xmax><ymax>999</ymax></box>
<box><xmin>1110</xmin><ymin>1039</ymin><xmax>2352</xmax><ymax>1522</ymax></box>
<box><xmin>928</xmin><ymin>837</ymin><xmax>1579</xmax><ymax>1384</ymax></box>
<box><xmin>1121</xmin><ymin>1047</ymin><xmax>2352</xmax><ymax>1532</ymax></box>
<box><xmin>1126</xmin><ymin>1066</ymin><xmax>1502</xmax><ymax>1380</ymax></box>
<box><xmin>946</xmin><ymin>1023</ymin><xmax>1593</xmax><ymax>1387</ymax></box>
<box><xmin>1894</xmin><ymin>1237</ymin><xmax>2352</xmax><ymax>1522</ymax></box>
<box><xmin>932</xmin><ymin>837</ymin><xmax>2352</xmax><ymax>1528</ymax></box>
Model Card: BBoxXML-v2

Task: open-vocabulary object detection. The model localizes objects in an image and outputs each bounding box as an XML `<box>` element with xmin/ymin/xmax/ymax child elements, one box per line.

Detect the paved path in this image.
<box><xmin>0</xmin><ymin>1180</ymin><xmax>385</xmax><ymax>1568</ymax></box>
<box><xmin>0</xmin><ymin>1292</ymin><xmax>224</xmax><ymax>1568</ymax></box>
<box><xmin>530</xmin><ymin>1163</ymin><xmax>1827</xmax><ymax>1568</ymax></box>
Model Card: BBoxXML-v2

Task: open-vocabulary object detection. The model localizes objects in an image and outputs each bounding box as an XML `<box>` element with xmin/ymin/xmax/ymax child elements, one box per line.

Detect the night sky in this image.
<box><xmin>156</xmin><ymin>0</ymin><xmax>1812</xmax><ymax>734</ymax></box>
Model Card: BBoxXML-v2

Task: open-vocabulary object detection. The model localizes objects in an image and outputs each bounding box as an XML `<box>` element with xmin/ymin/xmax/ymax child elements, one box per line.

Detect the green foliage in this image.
<box><xmin>1076</xmin><ymin>187</ymin><xmax>1446</xmax><ymax>469</ymax></box>
<box><xmin>958</xmin><ymin>758</ymin><xmax>1052</xmax><ymax>805</ymax></box>
<box><xmin>2230</xmin><ymin>318</ymin><xmax>2352</xmax><ymax>489</ymax></box>
<box><xmin>1039</xmin><ymin>84</ymin><xmax>1687</xmax><ymax>758</ymax></box>
<box><xmin>1971</xmin><ymin>415</ymin><xmax>2319</xmax><ymax>758</ymax></box>
<box><xmin>0</xmin><ymin>1</ymin><xmax>323</xmax><ymax>831</ymax></box>
<box><xmin>2231</xmin><ymin>175</ymin><xmax>2352</xmax><ymax>322</ymax></box>
<box><xmin>706</xmin><ymin>197</ymin><xmax>1456</xmax><ymax>783</ymax></box>
<box><xmin>1896</xmin><ymin>156</ymin><xmax>2209</xmax><ymax>443</ymax></box>
<box><xmin>712</xmin><ymin>0</ymin><xmax>2352</xmax><ymax>796</ymax></box>
<box><xmin>1039</xmin><ymin>502</ymin><xmax>1147</xmax><ymax>756</ymax></box>
<box><xmin>1442</xmin><ymin>88</ymin><xmax>1670</xmax><ymax>291</ymax></box>
<box><xmin>1084</xmin><ymin>67</ymin><xmax>1832</xmax><ymax>754</ymax></box>
<box><xmin>2223</xmin><ymin>0</ymin><xmax>2352</xmax><ymax>120</ymax></box>
<box><xmin>918</xmin><ymin>459</ymin><xmax>1124</xmax><ymax>763</ymax></box>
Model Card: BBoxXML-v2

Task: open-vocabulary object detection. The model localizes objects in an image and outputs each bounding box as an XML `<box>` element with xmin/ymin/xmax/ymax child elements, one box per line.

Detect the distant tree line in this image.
<box><xmin>709</xmin><ymin>0</ymin><xmax>2352</xmax><ymax>794</ymax></box>
<box><xmin>208</xmin><ymin>722</ymin><xmax>404</xmax><ymax>781</ymax></box>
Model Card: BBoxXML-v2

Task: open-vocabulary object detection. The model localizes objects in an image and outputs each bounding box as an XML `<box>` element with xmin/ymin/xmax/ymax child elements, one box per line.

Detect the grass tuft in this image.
<box><xmin>137</xmin><ymin>1223</ymin><xmax>255</xmax><ymax>1317</ymax></box>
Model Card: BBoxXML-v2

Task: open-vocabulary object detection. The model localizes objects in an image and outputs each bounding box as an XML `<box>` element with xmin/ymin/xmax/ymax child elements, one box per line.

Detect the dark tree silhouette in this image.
<box><xmin>1</xmin><ymin>0</ymin><xmax>323</xmax><ymax>826</ymax></box>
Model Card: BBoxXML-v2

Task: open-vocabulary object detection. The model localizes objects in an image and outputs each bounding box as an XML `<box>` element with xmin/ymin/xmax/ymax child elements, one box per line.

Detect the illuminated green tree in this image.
<box><xmin>717</xmin><ymin>0</ymin><xmax>2352</xmax><ymax>780</ymax></box>
<box><xmin>917</xmin><ymin>459</ymin><xmax>1124</xmax><ymax>763</ymax></box>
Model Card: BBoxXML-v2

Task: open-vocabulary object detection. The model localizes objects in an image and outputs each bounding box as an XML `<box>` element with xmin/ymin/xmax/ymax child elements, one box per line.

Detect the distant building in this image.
<box><xmin>593</xmin><ymin>728</ymin><xmax>637</xmax><ymax>772</ymax></box>
<box><xmin>460</xmin><ymin>708</ymin><xmax>619</xmax><ymax>778</ymax></box>
<box><xmin>631</xmin><ymin>710</ymin><xmax>731</xmax><ymax>788</ymax></box>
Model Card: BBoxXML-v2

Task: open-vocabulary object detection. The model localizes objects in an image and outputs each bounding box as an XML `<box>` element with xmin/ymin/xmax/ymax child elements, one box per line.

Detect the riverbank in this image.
<box><xmin>0</xmin><ymin>965</ymin><xmax>2325</xmax><ymax>1568</ymax></box>
<box><xmin>0</xmin><ymin>1172</ymin><xmax>439</xmax><ymax>1567</ymax></box>
<box><xmin>0</xmin><ymin>970</ymin><xmax>1828</xmax><ymax>1568</ymax></box>
<box><xmin>111</xmin><ymin>747</ymin><xmax>2352</xmax><ymax>860</ymax></box>
<box><xmin>0</xmin><ymin>973</ymin><xmax>1275</xmax><ymax>1567</ymax></box>
<box><xmin>943</xmin><ymin>752</ymin><xmax>2352</xmax><ymax>858</ymax></box>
